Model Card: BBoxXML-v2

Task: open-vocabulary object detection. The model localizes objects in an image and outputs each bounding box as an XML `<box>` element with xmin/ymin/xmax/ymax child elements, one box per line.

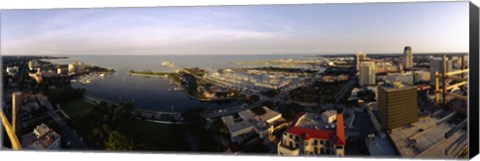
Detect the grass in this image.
<box><xmin>121</xmin><ymin>120</ymin><xmax>190</xmax><ymax>151</ymax></box>
<box><xmin>60</xmin><ymin>99</ymin><xmax>95</xmax><ymax>118</ymax></box>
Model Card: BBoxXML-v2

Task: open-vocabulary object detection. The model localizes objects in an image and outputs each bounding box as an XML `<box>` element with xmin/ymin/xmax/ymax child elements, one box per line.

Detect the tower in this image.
<box><xmin>359</xmin><ymin>60</ymin><xmax>376</xmax><ymax>86</ymax></box>
<box><xmin>403</xmin><ymin>46</ymin><xmax>413</xmax><ymax>70</ymax></box>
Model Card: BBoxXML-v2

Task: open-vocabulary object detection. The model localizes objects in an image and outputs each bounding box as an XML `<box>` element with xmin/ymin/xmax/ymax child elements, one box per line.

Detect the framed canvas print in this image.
<box><xmin>1</xmin><ymin>0</ymin><xmax>479</xmax><ymax>160</ymax></box>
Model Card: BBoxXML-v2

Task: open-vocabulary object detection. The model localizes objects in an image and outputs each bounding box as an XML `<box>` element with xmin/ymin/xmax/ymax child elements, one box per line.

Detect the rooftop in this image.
<box><xmin>379</xmin><ymin>81</ymin><xmax>416</xmax><ymax>91</ymax></box>
<box><xmin>287</xmin><ymin>113</ymin><xmax>346</xmax><ymax>146</ymax></box>
<box><xmin>21</xmin><ymin>123</ymin><xmax>61</xmax><ymax>150</ymax></box>
<box><xmin>388</xmin><ymin>115</ymin><xmax>467</xmax><ymax>158</ymax></box>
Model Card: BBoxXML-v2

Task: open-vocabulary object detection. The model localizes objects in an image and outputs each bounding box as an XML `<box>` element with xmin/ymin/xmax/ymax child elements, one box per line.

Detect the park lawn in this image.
<box><xmin>60</xmin><ymin>99</ymin><xmax>95</xmax><ymax>118</ymax></box>
<box><xmin>120</xmin><ymin>120</ymin><xmax>190</xmax><ymax>151</ymax></box>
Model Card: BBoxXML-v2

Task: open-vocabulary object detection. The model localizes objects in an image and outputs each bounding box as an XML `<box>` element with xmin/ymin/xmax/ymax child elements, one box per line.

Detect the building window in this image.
<box><xmin>320</xmin><ymin>140</ymin><xmax>324</xmax><ymax>145</ymax></box>
<box><xmin>289</xmin><ymin>134</ymin><xmax>293</xmax><ymax>139</ymax></box>
<box><xmin>305</xmin><ymin>142</ymin><xmax>309</xmax><ymax>146</ymax></box>
<box><xmin>295</xmin><ymin>136</ymin><xmax>299</xmax><ymax>141</ymax></box>
<box><xmin>314</xmin><ymin>140</ymin><xmax>318</xmax><ymax>145</ymax></box>
<box><xmin>314</xmin><ymin>147</ymin><xmax>319</xmax><ymax>154</ymax></box>
<box><xmin>320</xmin><ymin>148</ymin><xmax>325</xmax><ymax>154</ymax></box>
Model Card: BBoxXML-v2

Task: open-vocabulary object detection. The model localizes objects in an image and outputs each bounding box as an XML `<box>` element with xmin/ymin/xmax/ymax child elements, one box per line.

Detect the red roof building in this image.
<box><xmin>277</xmin><ymin>113</ymin><xmax>346</xmax><ymax>156</ymax></box>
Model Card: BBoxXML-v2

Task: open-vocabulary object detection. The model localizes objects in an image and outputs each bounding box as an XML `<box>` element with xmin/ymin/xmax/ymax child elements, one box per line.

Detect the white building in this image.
<box><xmin>322</xmin><ymin>110</ymin><xmax>337</xmax><ymax>124</ymax></box>
<box><xmin>359</xmin><ymin>61</ymin><xmax>376</xmax><ymax>86</ymax></box>
<box><xmin>355</xmin><ymin>52</ymin><xmax>367</xmax><ymax>71</ymax></box>
<box><xmin>6</xmin><ymin>66</ymin><xmax>19</xmax><ymax>76</ymax></box>
<box><xmin>277</xmin><ymin>113</ymin><xmax>346</xmax><ymax>156</ymax></box>
<box><xmin>21</xmin><ymin>123</ymin><xmax>61</xmax><ymax>150</ymax></box>
<box><xmin>222</xmin><ymin>106</ymin><xmax>283</xmax><ymax>143</ymax></box>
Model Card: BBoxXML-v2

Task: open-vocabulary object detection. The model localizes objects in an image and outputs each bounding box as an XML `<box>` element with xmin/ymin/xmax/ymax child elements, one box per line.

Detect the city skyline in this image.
<box><xmin>1</xmin><ymin>2</ymin><xmax>469</xmax><ymax>55</ymax></box>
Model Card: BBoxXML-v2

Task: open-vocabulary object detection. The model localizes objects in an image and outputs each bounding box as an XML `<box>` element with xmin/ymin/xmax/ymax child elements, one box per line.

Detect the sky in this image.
<box><xmin>0</xmin><ymin>2</ymin><xmax>469</xmax><ymax>55</ymax></box>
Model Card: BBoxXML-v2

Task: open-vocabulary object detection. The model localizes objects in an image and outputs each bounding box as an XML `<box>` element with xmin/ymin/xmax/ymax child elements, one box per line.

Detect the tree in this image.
<box><xmin>105</xmin><ymin>131</ymin><xmax>133</xmax><ymax>150</ymax></box>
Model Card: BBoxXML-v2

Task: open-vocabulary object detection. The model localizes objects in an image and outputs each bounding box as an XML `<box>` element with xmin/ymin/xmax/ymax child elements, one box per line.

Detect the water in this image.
<box><xmin>45</xmin><ymin>55</ymin><xmax>309</xmax><ymax>112</ymax></box>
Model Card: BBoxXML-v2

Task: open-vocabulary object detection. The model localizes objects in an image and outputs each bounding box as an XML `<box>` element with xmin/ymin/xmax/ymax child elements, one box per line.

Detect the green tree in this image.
<box><xmin>105</xmin><ymin>130</ymin><xmax>133</xmax><ymax>150</ymax></box>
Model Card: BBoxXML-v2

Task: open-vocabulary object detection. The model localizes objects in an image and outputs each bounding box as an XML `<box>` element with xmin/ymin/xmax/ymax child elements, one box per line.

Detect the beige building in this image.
<box><xmin>277</xmin><ymin>113</ymin><xmax>346</xmax><ymax>156</ymax></box>
<box><xmin>355</xmin><ymin>51</ymin><xmax>367</xmax><ymax>71</ymax></box>
<box><xmin>359</xmin><ymin>60</ymin><xmax>376</xmax><ymax>86</ymax></box>
<box><xmin>378</xmin><ymin>82</ymin><xmax>418</xmax><ymax>130</ymax></box>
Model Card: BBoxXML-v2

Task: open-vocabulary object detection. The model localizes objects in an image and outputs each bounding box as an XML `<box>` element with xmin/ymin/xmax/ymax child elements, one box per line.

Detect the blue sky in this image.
<box><xmin>0</xmin><ymin>2</ymin><xmax>469</xmax><ymax>55</ymax></box>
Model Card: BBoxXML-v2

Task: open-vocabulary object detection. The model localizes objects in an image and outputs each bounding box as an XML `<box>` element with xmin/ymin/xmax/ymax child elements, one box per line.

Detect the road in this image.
<box><xmin>35</xmin><ymin>94</ymin><xmax>88</xmax><ymax>149</ymax></box>
<box><xmin>335</xmin><ymin>77</ymin><xmax>356</xmax><ymax>103</ymax></box>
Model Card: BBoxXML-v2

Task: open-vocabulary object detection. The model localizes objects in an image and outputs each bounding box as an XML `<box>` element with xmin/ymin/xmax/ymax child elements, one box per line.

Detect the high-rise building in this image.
<box><xmin>403</xmin><ymin>46</ymin><xmax>413</xmax><ymax>69</ymax></box>
<box><xmin>359</xmin><ymin>60</ymin><xmax>376</xmax><ymax>86</ymax></box>
<box><xmin>378</xmin><ymin>82</ymin><xmax>418</xmax><ymax>130</ymax></box>
<box><xmin>355</xmin><ymin>52</ymin><xmax>367</xmax><ymax>71</ymax></box>
<box><xmin>12</xmin><ymin>92</ymin><xmax>23</xmax><ymax>137</ymax></box>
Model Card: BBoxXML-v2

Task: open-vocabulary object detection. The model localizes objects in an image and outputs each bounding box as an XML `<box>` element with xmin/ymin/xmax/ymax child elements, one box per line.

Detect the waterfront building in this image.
<box><xmin>359</xmin><ymin>60</ymin><xmax>376</xmax><ymax>86</ymax></box>
<box><xmin>355</xmin><ymin>51</ymin><xmax>367</xmax><ymax>71</ymax></box>
<box><xmin>68</xmin><ymin>61</ymin><xmax>86</xmax><ymax>74</ymax></box>
<box><xmin>378</xmin><ymin>82</ymin><xmax>417</xmax><ymax>130</ymax></box>
<box><xmin>21</xmin><ymin>123</ymin><xmax>61</xmax><ymax>150</ymax></box>
<box><xmin>277</xmin><ymin>113</ymin><xmax>346</xmax><ymax>156</ymax></box>
<box><xmin>384</xmin><ymin>71</ymin><xmax>414</xmax><ymax>85</ymax></box>
<box><xmin>403</xmin><ymin>46</ymin><xmax>413</xmax><ymax>69</ymax></box>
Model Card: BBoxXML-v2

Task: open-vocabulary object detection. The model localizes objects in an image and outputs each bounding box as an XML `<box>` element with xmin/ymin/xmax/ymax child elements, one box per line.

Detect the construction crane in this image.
<box><xmin>434</xmin><ymin>55</ymin><xmax>468</xmax><ymax>104</ymax></box>
<box><xmin>0</xmin><ymin>108</ymin><xmax>22</xmax><ymax>150</ymax></box>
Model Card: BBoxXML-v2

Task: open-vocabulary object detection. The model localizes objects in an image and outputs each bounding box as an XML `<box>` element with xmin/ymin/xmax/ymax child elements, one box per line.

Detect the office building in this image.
<box><xmin>355</xmin><ymin>51</ymin><xmax>367</xmax><ymax>71</ymax></box>
<box><xmin>378</xmin><ymin>82</ymin><xmax>418</xmax><ymax>130</ymax></box>
<box><xmin>403</xmin><ymin>46</ymin><xmax>413</xmax><ymax>69</ymax></box>
<box><xmin>359</xmin><ymin>60</ymin><xmax>376</xmax><ymax>86</ymax></box>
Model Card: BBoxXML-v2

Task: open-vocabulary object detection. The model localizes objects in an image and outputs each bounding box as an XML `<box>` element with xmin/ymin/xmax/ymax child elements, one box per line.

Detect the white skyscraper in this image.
<box><xmin>359</xmin><ymin>60</ymin><xmax>376</xmax><ymax>86</ymax></box>
<box><xmin>403</xmin><ymin>46</ymin><xmax>413</xmax><ymax>69</ymax></box>
<box><xmin>355</xmin><ymin>51</ymin><xmax>367</xmax><ymax>71</ymax></box>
